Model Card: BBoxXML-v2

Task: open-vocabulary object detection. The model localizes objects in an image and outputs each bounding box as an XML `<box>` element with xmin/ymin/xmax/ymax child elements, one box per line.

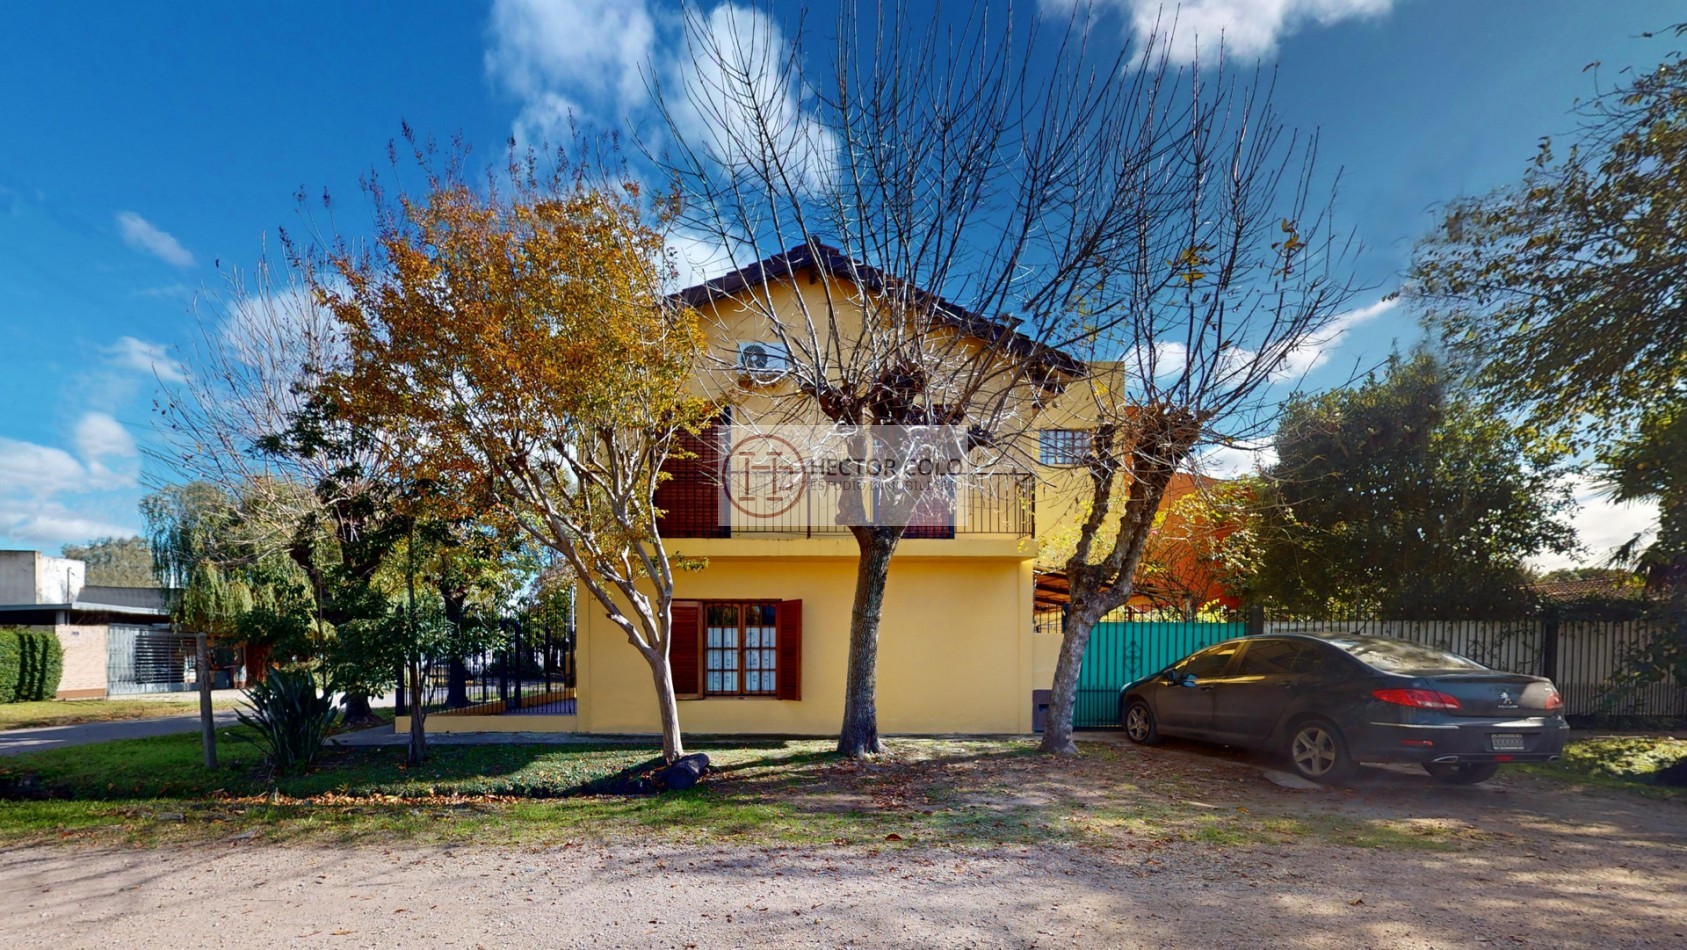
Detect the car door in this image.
<box><xmin>1210</xmin><ymin>639</ymin><xmax>1310</xmax><ymax>744</ymax></box>
<box><xmin>1154</xmin><ymin>641</ymin><xmax>1243</xmax><ymax>736</ymax></box>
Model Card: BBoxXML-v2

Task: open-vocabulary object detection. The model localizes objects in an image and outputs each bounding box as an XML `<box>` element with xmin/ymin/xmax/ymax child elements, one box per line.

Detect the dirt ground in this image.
<box><xmin>6</xmin><ymin>739</ymin><xmax>1684</xmax><ymax>949</ymax></box>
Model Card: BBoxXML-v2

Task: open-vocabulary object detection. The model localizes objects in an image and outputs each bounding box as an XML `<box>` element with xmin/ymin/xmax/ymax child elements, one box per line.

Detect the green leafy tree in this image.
<box><xmin>309</xmin><ymin>134</ymin><xmax>707</xmax><ymax>763</ymax></box>
<box><xmin>1246</xmin><ymin>354</ymin><xmax>1577</xmax><ymax>619</ymax></box>
<box><xmin>61</xmin><ymin>536</ymin><xmax>157</xmax><ymax>587</ymax></box>
<box><xmin>1599</xmin><ymin>408</ymin><xmax>1687</xmax><ymax>593</ymax></box>
<box><xmin>1410</xmin><ymin>26</ymin><xmax>1687</xmax><ymax>593</ymax></box>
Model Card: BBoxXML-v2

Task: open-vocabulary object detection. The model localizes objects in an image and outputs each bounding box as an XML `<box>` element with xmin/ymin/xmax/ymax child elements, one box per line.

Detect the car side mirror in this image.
<box><xmin>1179</xmin><ymin>674</ymin><xmax>1199</xmax><ymax>688</ymax></box>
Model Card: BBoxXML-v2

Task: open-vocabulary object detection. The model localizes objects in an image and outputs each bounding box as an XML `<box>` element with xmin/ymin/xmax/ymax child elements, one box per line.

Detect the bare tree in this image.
<box><xmin>1034</xmin><ymin>54</ymin><xmax>1363</xmax><ymax>754</ymax></box>
<box><xmin>652</xmin><ymin>2</ymin><xmax>1348</xmax><ymax>755</ymax></box>
<box><xmin>154</xmin><ymin>260</ymin><xmax>411</xmax><ymax>721</ymax></box>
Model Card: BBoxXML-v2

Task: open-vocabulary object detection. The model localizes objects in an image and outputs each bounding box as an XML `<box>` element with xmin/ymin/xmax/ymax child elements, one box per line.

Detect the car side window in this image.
<box><xmin>1291</xmin><ymin>644</ymin><xmax>1333</xmax><ymax>675</ymax></box>
<box><xmin>1237</xmin><ymin>640</ymin><xmax>1305</xmax><ymax>676</ymax></box>
<box><xmin>1183</xmin><ymin>643</ymin><xmax>1242</xmax><ymax>679</ymax></box>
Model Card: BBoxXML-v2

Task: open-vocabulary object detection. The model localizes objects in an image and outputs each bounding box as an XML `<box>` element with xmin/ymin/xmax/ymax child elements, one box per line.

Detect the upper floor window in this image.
<box><xmin>1039</xmin><ymin>429</ymin><xmax>1091</xmax><ymax>466</ymax></box>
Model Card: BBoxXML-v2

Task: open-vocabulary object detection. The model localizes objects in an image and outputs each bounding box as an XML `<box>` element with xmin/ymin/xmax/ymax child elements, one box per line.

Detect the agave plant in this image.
<box><xmin>236</xmin><ymin>666</ymin><xmax>341</xmax><ymax>773</ymax></box>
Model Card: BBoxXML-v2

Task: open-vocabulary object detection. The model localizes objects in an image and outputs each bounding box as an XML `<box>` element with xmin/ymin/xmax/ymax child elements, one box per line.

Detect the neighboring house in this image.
<box><xmin>409</xmin><ymin>243</ymin><xmax>1220</xmax><ymax>736</ymax></box>
<box><xmin>0</xmin><ymin>550</ymin><xmax>235</xmax><ymax>698</ymax></box>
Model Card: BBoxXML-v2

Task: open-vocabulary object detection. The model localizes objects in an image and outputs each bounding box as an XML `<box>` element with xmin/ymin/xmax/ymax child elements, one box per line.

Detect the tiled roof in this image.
<box><xmin>1530</xmin><ymin>576</ymin><xmax>1647</xmax><ymax>602</ymax></box>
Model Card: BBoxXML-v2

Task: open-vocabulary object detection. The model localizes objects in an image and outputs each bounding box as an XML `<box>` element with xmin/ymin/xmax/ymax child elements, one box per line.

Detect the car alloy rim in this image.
<box><xmin>1292</xmin><ymin>727</ymin><xmax>1337</xmax><ymax>776</ymax></box>
<box><xmin>1126</xmin><ymin>705</ymin><xmax>1149</xmax><ymax>740</ymax></box>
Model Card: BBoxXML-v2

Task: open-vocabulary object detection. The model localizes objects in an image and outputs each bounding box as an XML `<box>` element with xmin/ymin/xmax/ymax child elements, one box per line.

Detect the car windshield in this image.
<box><xmin>1325</xmin><ymin>636</ymin><xmax>1488</xmax><ymax>673</ymax></box>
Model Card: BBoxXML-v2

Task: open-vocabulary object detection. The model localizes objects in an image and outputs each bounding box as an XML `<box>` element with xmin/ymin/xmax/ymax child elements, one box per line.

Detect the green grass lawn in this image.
<box><xmin>0</xmin><ymin>698</ymin><xmax>247</xmax><ymax>731</ymax></box>
<box><xmin>8</xmin><ymin>730</ymin><xmax>1677</xmax><ymax>851</ymax></box>
<box><xmin>1518</xmin><ymin>734</ymin><xmax>1687</xmax><ymax>801</ymax></box>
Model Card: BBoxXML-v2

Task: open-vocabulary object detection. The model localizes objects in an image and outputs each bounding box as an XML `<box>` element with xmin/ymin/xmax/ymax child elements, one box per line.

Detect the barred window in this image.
<box><xmin>704</xmin><ymin>602</ymin><xmax>780</xmax><ymax>696</ymax></box>
<box><xmin>1039</xmin><ymin>429</ymin><xmax>1091</xmax><ymax>466</ymax></box>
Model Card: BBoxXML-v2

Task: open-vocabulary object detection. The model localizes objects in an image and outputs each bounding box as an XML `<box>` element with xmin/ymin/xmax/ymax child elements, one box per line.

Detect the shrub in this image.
<box><xmin>10</xmin><ymin>630</ymin><xmax>64</xmax><ymax>701</ymax></box>
<box><xmin>0</xmin><ymin>630</ymin><xmax>20</xmax><ymax>704</ymax></box>
<box><xmin>0</xmin><ymin>628</ymin><xmax>61</xmax><ymax>702</ymax></box>
<box><xmin>235</xmin><ymin>666</ymin><xmax>341</xmax><ymax>773</ymax></box>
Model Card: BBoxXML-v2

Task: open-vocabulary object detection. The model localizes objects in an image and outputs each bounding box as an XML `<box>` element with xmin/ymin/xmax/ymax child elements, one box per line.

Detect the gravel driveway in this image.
<box><xmin>6</xmin><ymin>740</ymin><xmax>1683</xmax><ymax>949</ymax></box>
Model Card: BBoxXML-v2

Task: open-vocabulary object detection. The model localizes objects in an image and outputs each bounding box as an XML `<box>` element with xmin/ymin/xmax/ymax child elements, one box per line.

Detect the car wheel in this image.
<box><xmin>1122</xmin><ymin>698</ymin><xmax>1161</xmax><ymax>745</ymax></box>
<box><xmin>1287</xmin><ymin>719</ymin><xmax>1354</xmax><ymax>784</ymax></box>
<box><xmin>1423</xmin><ymin>761</ymin><xmax>1501</xmax><ymax>785</ymax></box>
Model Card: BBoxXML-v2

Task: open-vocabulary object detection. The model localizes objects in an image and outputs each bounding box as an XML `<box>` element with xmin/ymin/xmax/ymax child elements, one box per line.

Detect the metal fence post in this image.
<box><xmin>1541</xmin><ymin>610</ymin><xmax>1560</xmax><ymax>682</ymax></box>
<box><xmin>1246</xmin><ymin>604</ymin><xmax>1265</xmax><ymax>638</ymax></box>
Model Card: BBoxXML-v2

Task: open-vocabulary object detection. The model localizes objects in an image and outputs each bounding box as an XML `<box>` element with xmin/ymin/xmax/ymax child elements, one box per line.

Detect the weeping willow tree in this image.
<box><xmin>142</xmin><ymin>481</ymin><xmax>318</xmax><ymax>668</ymax></box>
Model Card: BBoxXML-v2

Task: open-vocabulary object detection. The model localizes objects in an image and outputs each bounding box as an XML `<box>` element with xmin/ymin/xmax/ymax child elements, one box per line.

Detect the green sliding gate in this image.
<box><xmin>1073</xmin><ymin>620</ymin><xmax>1246</xmax><ymax>728</ymax></box>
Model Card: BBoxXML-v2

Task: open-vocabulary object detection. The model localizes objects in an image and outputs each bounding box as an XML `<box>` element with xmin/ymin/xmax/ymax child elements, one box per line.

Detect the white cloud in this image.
<box><xmin>116</xmin><ymin>211</ymin><xmax>195</xmax><ymax>268</ymax></box>
<box><xmin>485</xmin><ymin>1</ymin><xmax>837</xmax><ymax>190</ymax></box>
<box><xmin>667</xmin><ymin>228</ymin><xmax>737</xmax><ymax>288</ymax></box>
<box><xmin>1531</xmin><ymin>475</ymin><xmax>1661</xmax><ymax>573</ymax></box>
<box><xmin>665</xmin><ymin>5</ymin><xmax>839</xmax><ymax>193</ymax></box>
<box><xmin>107</xmin><ymin>336</ymin><xmax>187</xmax><ymax>383</ymax></box>
<box><xmin>1273</xmin><ymin>295</ymin><xmax>1397</xmax><ymax>381</ymax></box>
<box><xmin>1126</xmin><ymin>339</ymin><xmax>1190</xmax><ymax>379</ymax></box>
<box><xmin>0</xmin><ymin>439</ymin><xmax>90</xmax><ymax>496</ymax></box>
<box><xmin>0</xmin><ymin>414</ymin><xmax>142</xmax><ymax>550</ymax></box>
<box><xmin>75</xmin><ymin>412</ymin><xmax>138</xmax><ymax>463</ymax></box>
<box><xmin>1195</xmin><ymin>439</ymin><xmax>1277</xmax><ymax>478</ymax></box>
<box><xmin>486</xmin><ymin>0</ymin><xmax>657</xmax><ymax>142</ymax></box>
<box><xmin>0</xmin><ymin>502</ymin><xmax>135</xmax><ymax>549</ymax></box>
<box><xmin>1043</xmin><ymin>0</ymin><xmax>1395</xmax><ymax>66</ymax></box>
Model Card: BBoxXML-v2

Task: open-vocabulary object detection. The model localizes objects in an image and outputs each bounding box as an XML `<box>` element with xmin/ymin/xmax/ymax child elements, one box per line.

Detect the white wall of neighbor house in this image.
<box><xmin>0</xmin><ymin>550</ymin><xmax>86</xmax><ymax>606</ymax></box>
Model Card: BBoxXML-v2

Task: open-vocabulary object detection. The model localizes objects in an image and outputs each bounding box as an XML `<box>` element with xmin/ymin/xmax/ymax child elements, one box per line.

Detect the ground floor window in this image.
<box><xmin>704</xmin><ymin>602</ymin><xmax>779</xmax><ymax>696</ymax></box>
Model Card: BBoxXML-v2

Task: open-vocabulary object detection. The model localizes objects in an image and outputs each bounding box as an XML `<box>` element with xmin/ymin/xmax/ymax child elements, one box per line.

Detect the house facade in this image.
<box><xmin>407</xmin><ymin>244</ymin><xmax>1226</xmax><ymax>736</ymax></box>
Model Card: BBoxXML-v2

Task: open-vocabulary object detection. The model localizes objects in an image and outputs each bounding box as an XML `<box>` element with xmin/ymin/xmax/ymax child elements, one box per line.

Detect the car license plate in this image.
<box><xmin>1490</xmin><ymin>734</ymin><xmax>1525</xmax><ymax>751</ymax></box>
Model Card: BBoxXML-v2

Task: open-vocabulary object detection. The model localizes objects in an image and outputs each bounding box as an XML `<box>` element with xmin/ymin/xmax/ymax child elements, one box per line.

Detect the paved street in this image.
<box><xmin>0</xmin><ymin>712</ymin><xmax>241</xmax><ymax>757</ymax></box>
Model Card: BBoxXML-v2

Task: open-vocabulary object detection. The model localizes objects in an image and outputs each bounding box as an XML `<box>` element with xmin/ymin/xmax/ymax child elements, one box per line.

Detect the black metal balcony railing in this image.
<box><xmin>656</xmin><ymin>469</ymin><xmax>1035</xmax><ymax>539</ymax></box>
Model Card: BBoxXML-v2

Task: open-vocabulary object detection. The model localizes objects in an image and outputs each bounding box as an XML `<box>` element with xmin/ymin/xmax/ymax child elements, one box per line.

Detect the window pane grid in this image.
<box><xmin>1039</xmin><ymin>429</ymin><xmax>1090</xmax><ymax>466</ymax></box>
<box><xmin>703</xmin><ymin>603</ymin><xmax>779</xmax><ymax>696</ymax></box>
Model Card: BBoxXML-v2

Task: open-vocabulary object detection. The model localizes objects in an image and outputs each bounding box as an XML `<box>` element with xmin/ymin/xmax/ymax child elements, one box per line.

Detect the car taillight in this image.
<box><xmin>1372</xmin><ymin>688</ymin><xmax>1462</xmax><ymax>710</ymax></box>
<box><xmin>1544</xmin><ymin>688</ymin><xmax>1563</xmax><ymax>713</ymax></box>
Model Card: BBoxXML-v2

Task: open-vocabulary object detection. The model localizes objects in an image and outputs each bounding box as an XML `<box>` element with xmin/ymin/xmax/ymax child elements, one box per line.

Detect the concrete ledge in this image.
<box><xmin>395</xmin><ymin>714</ymin><xmax>578</xmax><ymax>734</ymax></box>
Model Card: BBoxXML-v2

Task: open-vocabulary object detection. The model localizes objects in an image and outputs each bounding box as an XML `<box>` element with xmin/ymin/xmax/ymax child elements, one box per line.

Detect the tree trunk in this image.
<box><xmin>838</xmin><ymin>527</ymin><xmax>900</xmax><ymax>757</ymax></box>
<box><xmin>442</xmin><ymin>582</ymin><xmax>470</xmax><ymax>708</ymax></box>
<box><xmin>406</xmin><ymin>657</ymin><xmax>428</xmax><ymax>766</ymax></box>
<box><xmin>647</xmin><ymin>655</ymin><xmax>685</xmax><ymax>764</ymax></box>
<box><xmin>196</xmin><ymin>631</ymin><xmax>217</xmax><ymax>770</ymax></box>
<box><xmin>446</xmin><ymin>659</ymin><xmax>470</xmax><ymax>708</ymax></box>
<box><xmin>344</xmin><ymin>693</ymin><xmax>374</xmax><ymax>723</ymax></box>
<box><xmin>1041</xmin><ymin>426</ymin><xmax>1195</xmax><ymax>755</ymax></box>
<box><xmin>1039</xmin><ymin>604</ymin><xmax>1100</xmax><ymax>754</ymax></box>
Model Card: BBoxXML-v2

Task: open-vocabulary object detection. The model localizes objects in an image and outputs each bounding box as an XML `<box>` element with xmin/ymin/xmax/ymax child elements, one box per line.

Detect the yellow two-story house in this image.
<box><xmin>407</xmin><ymin>243</ymin><xmax>1225</xmax><ymax>737</ymax></box>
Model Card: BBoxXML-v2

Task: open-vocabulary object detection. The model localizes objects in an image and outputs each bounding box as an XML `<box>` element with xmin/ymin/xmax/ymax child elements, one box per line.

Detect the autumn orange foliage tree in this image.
<box><xmin>302</xmin><ymin>136</ymin><xmax>707</xmax><ymax>762</ymax></box>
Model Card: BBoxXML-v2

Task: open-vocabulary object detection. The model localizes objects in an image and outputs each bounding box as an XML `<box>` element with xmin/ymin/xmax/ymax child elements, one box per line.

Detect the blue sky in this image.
<box><xmin>0</xmin><ymin>0</ymin><xmax>1674</xmax><ymax>566</ymax></box>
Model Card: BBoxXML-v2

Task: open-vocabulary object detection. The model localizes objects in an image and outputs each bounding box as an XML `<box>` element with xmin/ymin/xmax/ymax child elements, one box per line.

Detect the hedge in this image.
<box><xmin>0</xmin><ymin>631</ymin><xmax>19</xmax><ymax>703</ymax></box>
<box><xmin>0</xmin><ymin>628</ymin><xmax>64</xmax><ymax>702</ymax></box>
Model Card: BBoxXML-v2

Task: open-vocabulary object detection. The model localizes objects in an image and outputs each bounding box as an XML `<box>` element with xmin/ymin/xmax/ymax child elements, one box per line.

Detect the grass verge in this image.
<box><xmin>0</xmin><ymin>730</ymin><xmax>1529</xmax><ymax>854</ymax></box>
<box><xmin>0</xmin><ymin>698</ymin><xmax>245</xmax><ymax>731</ymax></box>
<box><xmin>1517</xmin><ymin>734</ymin><xmax>1687</xmax><ymax>801</ymax></box>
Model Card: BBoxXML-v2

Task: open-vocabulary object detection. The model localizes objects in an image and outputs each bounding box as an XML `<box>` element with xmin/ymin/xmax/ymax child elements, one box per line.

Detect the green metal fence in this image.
<box><xmin>1073</xmin><ymin>620</ymin><xmax>1246</xmax><ymax>728</ymax></box>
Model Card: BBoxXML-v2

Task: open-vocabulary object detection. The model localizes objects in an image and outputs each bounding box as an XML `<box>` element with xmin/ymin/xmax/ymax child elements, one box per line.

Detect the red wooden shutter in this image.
<box><xmin>671</xmin><ymin>601</ymin><xmax>703</xmax><ymax>699</ymax></box>
<box><xmin>777</xmin><ymin>600</ymin><xmax>802</xmax><ymax>701</ymax></box>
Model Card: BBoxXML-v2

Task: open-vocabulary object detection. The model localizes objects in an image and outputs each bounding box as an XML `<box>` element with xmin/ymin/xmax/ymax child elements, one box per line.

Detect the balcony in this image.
<box><xmin>655</xmin><ymin>467</ymin><xmax>1036</xmax><ymax>539</ymax></box>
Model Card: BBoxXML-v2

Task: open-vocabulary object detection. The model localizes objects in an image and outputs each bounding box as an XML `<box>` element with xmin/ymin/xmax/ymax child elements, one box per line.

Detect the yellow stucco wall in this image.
<box><xmin>575</xmin><ymin>553</ymin><xmax>1039</xmax><ymax>735</ymax></box>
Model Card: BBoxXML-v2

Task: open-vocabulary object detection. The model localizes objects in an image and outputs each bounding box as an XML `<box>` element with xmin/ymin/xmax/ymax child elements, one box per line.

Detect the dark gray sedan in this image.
<box><xmin>1118</xmin><ymin>633</ymin><xmax>1569</xmax><ymax>784</ymax></box>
